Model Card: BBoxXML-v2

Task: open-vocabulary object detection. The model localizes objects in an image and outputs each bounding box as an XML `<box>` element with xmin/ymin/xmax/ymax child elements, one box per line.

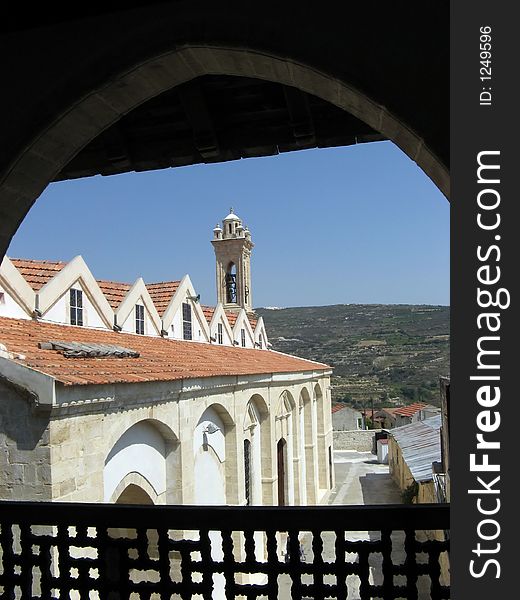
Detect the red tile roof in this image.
<box><xmin>145</xmin><ymin>281</ymin><xmax>181</xmax><ymax>316</ymax></box>
<box><xmin>10</xmin><ymin>258</ymin><xmax>66</xmax><ymax>291</ymax></box>
<box><xmin>201</xmin><ymin>305</ymin><xmax>216</xmax><ymax>324</ymax></box>
<box><xmin>225</xmin><ymin>310</ymin><xmax>239</xmax><ymax>327</ymax></box>
<box><xmin>393</xmin><ymin>402</ymin><xmax>428</xmax><ymax>417</ymax></box>
<box><xmin>0</xmin><ymin>316</ymin><xmax>330</xmax><ymax>386</ymax></box>
<box><xmin>223</xmin><ymin>311</ymin><xmax>258</xmax><ymax>330</ymax></box>
<box><xmin>97</xmin><ymin>280</ymin><xmax>132</xmax><ymax>309</ymax></box>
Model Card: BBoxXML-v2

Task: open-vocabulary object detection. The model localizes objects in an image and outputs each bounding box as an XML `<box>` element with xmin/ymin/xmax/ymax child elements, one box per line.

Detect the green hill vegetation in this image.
<box><xmin>256</xmin><ymin>304</ymin><xmax>450</xmax><ymax>409</ymax></box>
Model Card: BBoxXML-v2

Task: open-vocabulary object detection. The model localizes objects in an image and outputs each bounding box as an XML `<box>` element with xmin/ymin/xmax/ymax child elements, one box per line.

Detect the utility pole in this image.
<box><xmin>371</xmin><ymin>396</ymin><xmax>374</xmax><ymax>429</ymax></box>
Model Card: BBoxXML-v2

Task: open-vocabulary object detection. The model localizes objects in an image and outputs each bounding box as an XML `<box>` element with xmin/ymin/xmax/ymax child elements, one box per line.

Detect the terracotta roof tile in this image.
<box><xmin>146</xmin><ymin>281</ymin><xmax>181</xmax><ymax>316</ymax></box>
<box><xmin>393</xmin><ymin>402</ymin><xmax>428</xmax><ymax>417</ymax></box>
<box><xmin>201</xmin><ymin>305</ymin><xmax>216</xmax><ymax>324</ymax></box>
<box><xmin>10</xmin><ymin>258</ymin><xmax>67</xmax><ymax>291</ymax></box>
<box><xmin>225</xmin><ymin>311</ymin><xmax>239</xmax><ymax>327</ymax></box>
<box><xmin>97</xmin><ymin>280</ymin><xmax>132</xmax><ymax>309</ymax></box>
<box><xmin>0</xmin><ymin>316</ymin><xmax>330</xmax><ymax>386</ymax></box>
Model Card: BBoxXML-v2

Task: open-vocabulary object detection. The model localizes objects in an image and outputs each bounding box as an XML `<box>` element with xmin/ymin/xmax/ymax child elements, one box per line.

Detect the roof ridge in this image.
<box><xmin>10</xmin><ymin>257</ymin><xmax>67</xmax><ymax>265</ymax></box>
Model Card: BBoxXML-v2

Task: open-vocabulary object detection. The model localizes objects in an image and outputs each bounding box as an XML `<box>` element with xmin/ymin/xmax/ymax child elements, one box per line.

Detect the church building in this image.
<box><xmin>0</xmin><ymin>210</ymin><xmax>334</xmax><ymax>510</ymax></box>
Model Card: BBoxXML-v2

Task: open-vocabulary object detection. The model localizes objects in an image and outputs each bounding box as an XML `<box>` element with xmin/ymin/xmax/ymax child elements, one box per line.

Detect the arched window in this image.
<box><xmin>225</xmin><ymin>263</ymin><xmax>237</xmax><ymax>303</ymax></box>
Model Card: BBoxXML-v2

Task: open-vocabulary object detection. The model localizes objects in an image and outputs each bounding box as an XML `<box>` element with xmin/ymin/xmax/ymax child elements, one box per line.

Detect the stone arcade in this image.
<box><xmin>0</xmin><ymin>211</ymin><xmax>334</xmax><ymax>510</ymax></box>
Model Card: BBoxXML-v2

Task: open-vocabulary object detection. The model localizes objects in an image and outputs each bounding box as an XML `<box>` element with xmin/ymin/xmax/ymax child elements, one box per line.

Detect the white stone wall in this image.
<box><xmin>332</xmin><ymin>429</ymin><xmax>380</xmax><ymax>452</ymax></box>
<box><xmin>1</xmin><ymin>372</ymin><xmax>333</xmax><ymax>509</ymax></box>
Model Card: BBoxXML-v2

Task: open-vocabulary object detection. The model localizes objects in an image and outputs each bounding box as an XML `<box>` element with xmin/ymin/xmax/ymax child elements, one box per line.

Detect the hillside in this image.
<box><xmin>256</xmin><ymin>304</ymin><xmax>450</xmax><ymax>408</ymax></box>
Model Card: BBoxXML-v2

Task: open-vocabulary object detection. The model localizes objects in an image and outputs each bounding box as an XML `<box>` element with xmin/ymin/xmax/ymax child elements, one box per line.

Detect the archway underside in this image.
<box><xmin>55</xmin><ymin>74</ymin><xmax>385</xmax><ymax>181</ymax></box>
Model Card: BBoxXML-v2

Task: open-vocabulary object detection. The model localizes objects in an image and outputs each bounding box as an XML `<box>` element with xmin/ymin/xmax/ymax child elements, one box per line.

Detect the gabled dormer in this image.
<box><xmin>252</xmin><ymin>315</ymin><xmax>269</xmax><ymax>350</ymax></box>
<box><xmin>206</xmin><ymin>303</ymin><xmax>234</xmax><ymax>346</ymax></box>
<box><xmin>36</xmin><ymin>256</ymin><xmax>114</xmax><ymax>329</ymax></box>
<box><xmin>0</xmin><ymin>257</ymin><xmax>36</xmax><ymax>319</ymax></box>
<box><xmin>160</xmin><ymin>275</ymin><xmax>210</xmax><ymax>342</ymax></box>
<box><xmin>231</xmin><ymin>309</ymin><xmax>256</xmax><ymax>349</ymax></box>
<box><xmin>113</xmin><ymin>278</ymin><xmax>162</xmax><ymax>336</ymax></box>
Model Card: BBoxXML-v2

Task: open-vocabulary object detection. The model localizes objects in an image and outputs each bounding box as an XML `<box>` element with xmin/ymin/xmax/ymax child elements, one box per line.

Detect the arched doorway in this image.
<box><xmin>277</xmin><ymin>438</ymin><xmax>287</xmax><ymax>507</ymax></box>
<box><xmin>116</xmin><ymin>484</ymin><xmax>154</xmax><ymax>505</ymax></box>
<box><xmin>243</xmin><ymin>394</ymin><xmax>271</xmax><ymax>505</ymax></box>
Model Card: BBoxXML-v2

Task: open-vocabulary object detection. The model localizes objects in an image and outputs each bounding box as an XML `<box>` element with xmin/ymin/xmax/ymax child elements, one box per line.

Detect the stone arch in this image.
<box><xmin>313</xmin><ymin>382</ymin><xmax>329</xmax><ymax>491</ymax></box>
<box><xmin>104</xmin><ymin>418</ymin><xmax>180</xmax><ymax>505</ymax></box>
<box><xmin>275</xmin><ymin>390</ymin><xmax>298</xmax><ymax>506</ymax></box>
<box><xmin>243</xmin><ymin>393</ymin><xmax>271</xmax><ymax>505</ymax></box>
<box><xmin>105</xmin><ymin>416</ymin><xmax>179</xmax><ymax>456</ymax></box>
<box><xmin>301</xmin><ymin>386</ymin><xmax>318</xmax><ymax>504</ymax></box>
<box><xmin>112</xmin><ymin>474</ymin><xmax>157</xmax><ymax>505</ymax></box>
<box><xmin>0</xmin><ymin>43</ymin><xmax>448</xmax><ymax>259</ymax></box>
<box><xmin>194</xmin><ymin>403</ymin><xmax>238</xmax><ymax>505</ymax></box>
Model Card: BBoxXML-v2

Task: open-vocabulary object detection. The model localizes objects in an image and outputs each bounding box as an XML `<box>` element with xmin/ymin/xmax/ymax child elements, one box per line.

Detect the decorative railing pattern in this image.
<box><xmin>0</xmin><ymin>501</ymin><xmax>449</xmax><ymax>599</ymax></box>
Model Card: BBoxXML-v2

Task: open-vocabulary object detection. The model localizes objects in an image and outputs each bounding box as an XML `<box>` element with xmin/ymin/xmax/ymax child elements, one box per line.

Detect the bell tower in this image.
<box><xmin>212</xmin><ymin>208</ymin><xmax>254</xmax><ymax>313</ymax></box>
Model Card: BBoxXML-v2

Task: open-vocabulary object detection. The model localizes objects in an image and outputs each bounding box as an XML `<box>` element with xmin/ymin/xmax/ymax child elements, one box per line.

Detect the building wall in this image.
<box><xmin>0</xmin><ymin>381</ymin><xmax>52</xmax><ymax>500</ymax></box>
<box><xmin>30</xmin><ymin>374</ymin><xmax>333</xmax><ymax>508</ymax></box>
<box><xmin>333</xmin><ymin>429</ymin><xmax>380</xmax><ymax>452</ymax></box>
<box><xmin>388</xmin><ymin>436</ymin><xmax>414</xmax><ymax>492</ymax></box>
<box><xmin>332</xmin><ymin>406</ymin><xmax>363</xmax><ymax>431</ymax></box>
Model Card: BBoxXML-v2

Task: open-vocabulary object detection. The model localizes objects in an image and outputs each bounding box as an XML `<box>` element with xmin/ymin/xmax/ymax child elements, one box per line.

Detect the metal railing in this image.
<box><xmin>0</xmin><ymin>501</ymin><xmax>449</xmax><ymax>599</ymax></box>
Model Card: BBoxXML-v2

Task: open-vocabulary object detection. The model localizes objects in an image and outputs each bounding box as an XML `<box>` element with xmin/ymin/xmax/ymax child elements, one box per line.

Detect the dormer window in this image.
<box><xmin>217</xmin><ymin>322</ymin><xmax>223</xmax><ymax>344</ymax></box>
<box><xmin>70</xmin><ymin>289</ymin><xmax>83</xmax><ymax>326</ymax></box>
<box><xmin>259</xmin><ymin>333</ymin><xmax>263</xmax><ymax>349</ymax></box>
<box><xmin>241</xmin><ymin>328</ymin><xmax>246</xmax><ymax>348</ymax></box>
<box><xmin>182</xmin><ymin>302</ymin><xmax>192</xmax><ymax>340</ymax></box>
<box><xmin>135</xmin><ymin>304</ymin><xmax>145</xmax><ymax>335</ymax></box>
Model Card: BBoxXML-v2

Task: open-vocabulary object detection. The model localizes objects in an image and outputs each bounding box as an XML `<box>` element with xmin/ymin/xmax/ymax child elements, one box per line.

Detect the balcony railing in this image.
<box><xmin>0</xmin><ymin>501</ymin><xmax>449</xmax><ymax>599</ymax></box>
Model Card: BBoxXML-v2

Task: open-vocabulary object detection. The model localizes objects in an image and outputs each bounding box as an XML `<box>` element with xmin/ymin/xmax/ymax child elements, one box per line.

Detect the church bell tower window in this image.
<box><xmin>225</xmin><ymin>264</ymin><xmax>237</xmax><ymax>304</ymax></box>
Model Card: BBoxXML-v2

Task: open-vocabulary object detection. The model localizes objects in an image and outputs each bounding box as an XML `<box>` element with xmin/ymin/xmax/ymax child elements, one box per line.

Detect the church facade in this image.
<box><xmin>0</xmin><ymin>211</ymin><xmax>334</xmax><ymax>508</ymax></box>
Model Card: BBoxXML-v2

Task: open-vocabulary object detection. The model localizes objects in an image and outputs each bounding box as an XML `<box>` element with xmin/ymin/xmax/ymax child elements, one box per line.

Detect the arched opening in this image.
<box><xmin>226</xmin><ymin>262</ymin><xmax>237</xmax><ymax>304</ymax></box>
<box><xmin>277</xmin><ymin>438</ymin><xmax>287</xmax><ymax>507</ymax></box>
<box><xmin>314</xmin><ymin>382</ymin><xmax>329</xmax><ymax>492</ymax></box>
<box><xmin>116</xmin><ymin>483</ymin><xmax>154</xmax><ymax>505</ymax></box>
<box><xmin>244</xmin><ymin>438</ymin><xmax>251</xmax><ymax>506</ymax></box>
<box><xmin>104</xmin><ymin>419</ymin><xmax>179</xmax><ymax>505</ymax></box>
<box><xmin>275</xmin><ymin>391</ymin><xmax>298</xmax><ymax>506</ymax></box>
<box><xmin>243</xmin><ymin>394</ymin><xmax>271</xmax><ymax>505</ymax></box>
<box><xmin>301</xmin><ymin>387</ymin><xmax>318</xmax><ymax>504</ymax></box>
<box><xmin>193</xmin><ymin>404</ymin><xmax>237</xmax><ymax>505</ymax></box>
<box><xmin>0</xmin><ymin>22</ymin><xmax>448</xmax><ymax>260</ymax></box>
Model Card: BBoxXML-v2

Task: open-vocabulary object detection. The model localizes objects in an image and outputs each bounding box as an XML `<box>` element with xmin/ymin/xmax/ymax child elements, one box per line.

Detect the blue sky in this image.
<box><xmin>7</xmin><ymin>141</ymin><xmax>449</xmax><ymax>308</ymax></box>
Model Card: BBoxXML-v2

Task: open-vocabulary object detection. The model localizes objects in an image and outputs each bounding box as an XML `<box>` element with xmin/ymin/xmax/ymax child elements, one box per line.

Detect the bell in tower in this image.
<box><xmin>212</xmin><ymin>208</ymin><xmax>254</xmax><ymax>313</ymax></box>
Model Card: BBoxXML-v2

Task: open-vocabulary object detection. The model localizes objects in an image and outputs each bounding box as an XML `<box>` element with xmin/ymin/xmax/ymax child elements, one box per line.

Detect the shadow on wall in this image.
<box><xmin>0</xmin><ymin>381</ymin><xmax>49</xmax><ymax>451</ymax></box>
